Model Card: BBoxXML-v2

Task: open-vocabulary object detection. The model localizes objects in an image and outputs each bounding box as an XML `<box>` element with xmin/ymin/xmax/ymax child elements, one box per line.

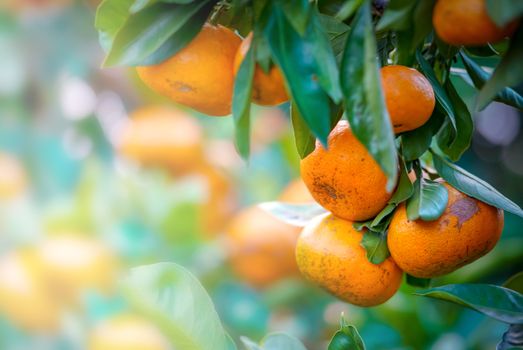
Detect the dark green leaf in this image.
<box><xmin>505</xmin><ymin>272</ymin><xmax>523</xmax><ymax>294</ymax></box>
<box><xmin>334</xmin><ymin>0</ymin><xmax>365</xmax><ymax>21</ymax></box>
<box><xmin>406</xmin><ymin>274</ymin><xmax>431</xmax><ymax>288</ymax></box>
<box><xmin>360</xmin><ymin>230</ymin><xmax>390</xmax><ymax>264</ymax></box>
<box><xmin>406</xmin><ymin>176</ymin><xmax>449</xmax><ymax>221</ymax></box>
<box><xmin>258</xmin><ymin>202</ymin><xmax>327</xmax><ymax>227</ymax></box>
<box><xmin>232</xmin><ymin>42</ymin><xmax>255</xmax><ymax>159</ymax></box>
<box><xmin>436</xmin><ymin>79</ymin><xmax>473</xmax><ymax>161</ymax></box>
<box><xmin>401</xmin><ymin>109</ymin><xmax>445</xmax><ymax>161</ymax></box>
<box><xmin>477</xmin><ymin>26</ymin><xmax>523</xmax><ymax>110</ymax></box>
<box><xmin>390</xmin><ymin>159</ymin><xmax>415</xmax><ymax>204</ymax></box>
<box><xmin>341</xmin><ymin>1</ymin><xmax>398</xmax><ymax>191</ymax></box>
<box><xmin>416</xmin><ymin>284</ymin><xmax>523</xmax><ymax>324</ymax></box>
<box><xmin>281</xmin><ymin>0</ymin><xmax>312</xmax><ymax>35</ymax></box>
<box><xmin>410</xmin><ymin>0</ymin><xmax>435</xmax><ymax>50</ymax></box>
<box><xmin>122</xmin><ymin>263</ymin><xmax>234</xmax><ymax>350</ymax></box>
<box><xmin>328</xmin><ymin>317</ymin><xmax>366</xmax><ymax>350</ymax></box>
<box><xmin>432</xmin><ymin>152</ymin><xmax>523</xmax><ymax>217</ymax></box>
<box><xmin>291</xmin><ymin>102</ymin><xmax>316</xmax><ymax>159</ymax></box>
<box><xmin>460</xmin><ymin>51</ymin><xmax>523</xmax><ymax>110</ymax></box>
<box><xmin>103</xmin><ymin>1</ymin><xmax>212</xmax><ymax>67</ymax></box>
<box><xmin>95</xmin><ymin>0</ymin><xmax>134</xmax><ymax>52</ymax></box>
<box><xmin>416</xmin><ymin>51</ymin><xmax>457</xmax><ymax>132</ymax></box>
<box><xmin>465</xmin><ymin>44</ymin><xmax>500</xmax><ymax>57</ymax></box>
<box><xmin>376</xmin><ymin>0</ymin><xmax>417</xmax><ymax>32</ymax></box>
<box><xmin>485</xmin><ymin>0</ymin><xmax>523</xmax><ymax>27</ymax></box>
<box><xmin>262</xmin><ymin>2</ymin><xmax>333</xmax><ymax>145</ymax></box>
<box><xmin>370</xmin><ymin>203</ymin><xmax>396</xmax><ymax>228</ymax></box>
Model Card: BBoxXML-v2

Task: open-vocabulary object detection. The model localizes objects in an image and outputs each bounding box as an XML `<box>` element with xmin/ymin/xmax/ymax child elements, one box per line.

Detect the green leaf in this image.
<box><xmin>334</xmin><ymin>0</ymin><xmax>365</xmax><ymax>21</ymax></box>
<box><xmin>242</xmin><ymin>333</ymin><xmax>308</xmax><ymax>350</ymax></box>
<box><xmin>360</xmin><ymin>230</ymin><xmax>390</xmax><ymax>264</ymax></box>
<box><xmin>406</xmin><ymin>176</ymin><xmax>449</xmax><ymax>221</ymax></box>
<box><xmin>95</xmin><ymin>0</ymin><xmax>134</xmax><ymax>52</ymax></box>
<box><xmin>291</xmin><ymin>102</ymin><xmax>316</xmax><ymax>159</ymax></box>
<box><xmin>328</xmin><ymin>317</ymin><xmax>366</xmax><ymax>350</ymax></box>
<box><xmin>406</xmin><ymin>274</ymin><xmax>431</xmax><ymax>288</ymax></box>
<box><xmin>262</xmin><ymin>2</ymin><xmax>333</xmax><ymax>145</ymax></box>
<box><xmin>281</xmin><ymin>0</ymin><xmax>312</xmax><ymax>35</ymax></box>
<box><xmin>477</xmin><ymin>26</ymin><xmax>523</xmax><ymax>110</ymax></box>
<box><xmin>131</xmin><ymin>0</ymin><xmax>198</xmax><ymax>13</ymax></box>
<box><xmin>341</xmin><ymin>1</ymin><xmax>398</xmax><ymax>191</ymax></box>
<box><xmin>505</xmin><ymin>272</ymin><xmax>523</xmax><ymax>294</ymax></box>
<box><xmin>390</xmin><ymin>159</ymin><xmax>415</xmax><ymax>204</ymax></box>
<box><xmin>485</xmin><ymin>0</ymin><xmax>523</xmax><ymax>27</ymax></box>
<box><xmin>415</xmin><ymin>284</ymin><xmax>523</xmax><ymax>324</ymax></box>
<box><xmin>258</xmin><ymin>202</ymin><xmax>327</xmax><ymax>227</ymax></box>
<box><xmin>103</xmin><ymin>1</ymin><xmax>212</xmax><ymax>67</ymax></box>
<box><xmin>416</xmin><ymin>51</ymin><xmax>457</xmax><ymax>132</ymax></box>
<box><xmin>460</xmin><ymin>51</ymin><xmax>523</xmax><ymax>110</ymax></box>
<box><xmin>232</xmin><ymin>41</ymin><xmax>255</xmax><ymax>159</ymax></box>
<box><xmin>432</xmin><ymin>152</ymin><xmax>523</xmax><ymax>218</ymax></box>
<box><xmin>401</xmin><ymin>109</ymin><xmax>445</xmax><ymax>161</ymax></box>
<box><xmin>122</xmin><ymin>263</ymin><xmax>234</xmax><ymax>350</ymax></box>
<box><xmin>436</xmin><ymin>79</ymin><xmax>473</xmax><ymax>161</ymax></box>
<box><xmin>410</xmin><ymin>0</ymin><xmax>435</xmax><ymax>51</ymax></box>
<box><xmin>376</xmin><ymin>0</ymin><xmax>417</xmax><ymax>32</ymax></box>
<box><xmin>370</xmin><ymin>203</ymin><xmax>396</xmax><ymax>228</ymax></box>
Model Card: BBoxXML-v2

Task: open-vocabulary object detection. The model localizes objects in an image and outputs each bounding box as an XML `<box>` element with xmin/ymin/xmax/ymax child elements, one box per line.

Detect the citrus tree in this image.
<box><xmin>95</xmin><ymin>0</ymin><xmax>523</xmax><ymax>348</ymax></box>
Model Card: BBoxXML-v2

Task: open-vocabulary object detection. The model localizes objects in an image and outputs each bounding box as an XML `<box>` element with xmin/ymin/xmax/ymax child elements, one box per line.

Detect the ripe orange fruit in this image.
<box><xmin>0</xmin><ymin>152</ymin><xmax>26</xmax><ymax>199</ymax></box>
<box><xmin>381</xmin><ymin>65</ymin><xmax>435</xmax><ymax>134</ymax></box>
<box><xmin>118</xmin><ymin>106</ymin><xmax>204</xmax><ymax>173</ymax></box>
<box><xmin>89</xmin><ymin>314</ymin><xmax>169</xmax><ymax>350</ymax></box>
<box><xmin>300</xmin><ymin>121</ymin><xmax>394</xmax><ymax>221</ymax></box>
<box><xmin>136</xmin><ymin>24</ymin><xmax>241</xmax><ymax>116</ymax></box>
<box><xmin>37</xmin><ymin>235</ymin><xmax>119</xmax><ymax>302</ymax></box>
<box><xmin>233</xmin><ymin>33</ymin><xmax>288</xmax><ymax>106</ymax></box>
<box><xmin>296</xmin><ymin>214</ymin><xmax>403</xmax><ymax>307</ymax></box>
<box><xmin>0</xmin><ymin>249</ymin><xmax>61</xmax><ymax>332</ymax></box>
<box><xmin>225</xmin><ymin>206</ymin><xmax>300</xmax><ymax>288</ymax></box>
<box><xmin>388</xmin><ymin>183</ymin><xmax>504</xmax><ymax>278</ymax></box>
<box><xmin>433</xmin><ymin>0</ymin><xmax>519</xmax><ymax>46</ymax></box>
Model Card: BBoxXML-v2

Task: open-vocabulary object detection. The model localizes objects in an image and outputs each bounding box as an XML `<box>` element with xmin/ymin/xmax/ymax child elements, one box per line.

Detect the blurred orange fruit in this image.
<box><xmin>433</xmin><ymin>0</ymin><xmax>519</xmax><ymax>46</ymax></box>
<box><xmin>89</xmin><ymin>314</ymin><xmax>169</xmax><ymax>350</ymax></box>
<box><xmin>0</xmin><ymin>249</ymin><xmax>61</xmax><ymax>332</ymax></box>
<box><xmin>388</xmin><ymin>183</ymin><xmax>504</xmax><ymax>278</ymax></box>
<box><xmin>300</xmin><ymin>121</ymin><xmax>393</xmax><ymax>221</ymax></box>
<box><xmin>279</xmin><ymin>178</ymin><xmax>314</xmax><ymax>203</ymax></box>
<box><xmin>381</xmin><ymin>65</ymin><xmax>435</xmax><ymax>134</ymax></box>
<box><xmin>118</xmin><ymin>106</ymin><xmax>204</xmax><ymax>173</ymax></box>
<box><xmin>137</xmin><ymin>24</ymin><xmax>241</xmax><ymax>116</ymax></box>
<box><xmin>296</xmin><ymin>214</ymin><xmax>403</xmax><ymax>307</ymax></box>
<box><xmin>233</xmin><ymin>33</ymin><xmax>288</xmax><ymax>106</ymax></box>
<box><xmin>0</xmin><ymin>152</ymin><xmax>26</xmax><ymax>199</ymax></box>
<box><xmin>0</xmin><ymin>0</ymin><xmax>72</xmax><ymax>11</ymax></box>
<box><xmin>37</xmin><ymin>234</ymin><xmax>119</xmax><ymax>302</ymax></box>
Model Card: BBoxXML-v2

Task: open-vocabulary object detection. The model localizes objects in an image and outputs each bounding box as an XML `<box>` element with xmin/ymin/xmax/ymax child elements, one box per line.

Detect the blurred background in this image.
<box><xmin>0</xmin><ymin>1</ymin><xmax>522</xmax><ymax>349</ymax></box>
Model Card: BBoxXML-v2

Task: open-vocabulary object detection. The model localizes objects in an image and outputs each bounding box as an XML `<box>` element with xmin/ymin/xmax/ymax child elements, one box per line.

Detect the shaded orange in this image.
<box><xmin>381</xmin><ymin>65</ymin><xmax>435</xmax><ymax>134</ymax></box>
<box><xmin>296</xmin><ymin>214</ymin><xmax>403</xmax><ymax>307</ymax></box>
<box><xmin>0</xmin><ymin>152</ymin><xmax>26</xmax><ymax>199</ymax></box>
<box><xmin>300</xmin><ymin>121</ymin><xmax>394</xmax><ymax>221</ymax></box>
<box><xmin>136</xmin><ymin>24</ymin><xmax>241</xmax><ymax>116</ymax></box>
<box><xmin>279</xmin><ymin>178</ymin><xmax>315</xmax><ymax>203</ymax></box>
<box><xmin>388</xmin><ymin>183</ymin><xmax>504</xmax><ymax>278</ymax></box>
<box><xmin>233</xmin><ymin>33</ymin><xmax>288</xmax><ymax>106</ymax></box>
<box><xmin>433</xmin><ymin>0</ymin><xmax>519</xmax><ymax>46</ymax></box>
<box><xmin>118</xmin><ymin>106</ymin><xmax>204</xmax><ymax>172</ymax></box>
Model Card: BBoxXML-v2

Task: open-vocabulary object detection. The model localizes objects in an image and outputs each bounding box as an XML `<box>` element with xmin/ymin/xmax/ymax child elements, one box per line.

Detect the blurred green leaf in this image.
<box><xmin>103</xmin><ymin>1</ymin><xmax>213</xmax><ymax>67</ymax></box>
<box><xmin>406</xmin><ymin>171</ymin><xmax>448</xmax><ymax>221</ymax></box>
<box><xmin>262</xmin><ymin>2</ymin><xmax>333</xmax><ymax>145</ymax></box>
<box><xmin>281</xmin><ymin>0</ymin><xmax>312</xmax><ymax>35</ymax></box>
<box><xmin>416</xmin><ymin>284</ymin><xmax>523</xmax><ymax>324</ymax></box>
<box><xmin>505</xmin><ymin>272</ymin><xmax>523</xmax><ymax>294</ymax></box>
<box><xmin>258</xmin><ymin>202</ymin><xmax>327</xmax><ymax>227</ymax></box>
<box><xmin>341</xmin><ymin>1</ymin><xmax>398</xmax><ymax>191</ymax></box>
<box><xmin>406</xmin><ymin>274</ymin><xmax>431</xmax><ymax>288</ymax></box>
<box><xmin>410</xmin><ymin>0</ymin><xmax>435</xmax><ymax>50</ymax></box>
<box><xmin>485</xmin><ymin>0</ymin><xmax>523</xmax><ymax>26</ymax></box>
<box><xmin>465</xmin><ymin>44</ymin><xmax>500</xmax><ymax>57</ymax></box>
<box><xmin>328</xmin><ymin>317</ymin><xmax>366</xmax><ymax>350</ymax></box>
<box><xmin>131</xmin><ymin>0</ymin><xmax>198</xmax><ymax>13</ymax></box>
<box><xmin>360</xmin><ymin>230</ymin><xmax>390</xmax><ymax>264</ymax></box>
<box><xmin>477</xmin><ymin>26</ymin><xmax>523</xmax><ymax>110</ymax></box>
<box><xmin>432</xmin><ymin>152</ymin><xmax>523</xmax><ymax>218</ymax></box>
<box><xmin>376</xmin><ymin>0</ymin><xmax>417</xmax><ymax>32</ymax></box>
<box><xmin>436</xmin><ymin>79</ymin><xmax>473</xmax><ymax>161</ymax></box>
<box><xmin>497</xmin><ymin>324</ymin><xmax>523</xmax><ymax>350</ymax></box>
<box><xmin>242</xmin><ymin>333</ymin><xmax>308</xmax><ymax>350</ymax></box>
<box><xmin>291</xmin><ymin>102</ymin><xmax>316</xmax><ymax>159</ymax></box>
<box><xmin>122</xmin><ymin>263</ymin><xmax>235</xmax><ymax>350</ymax></box>
<box><xmin>232</xmin><ymin>41</ymin><xmax>255</xmax><ymax>159</ymax></box>
<box><xmin>95</xmin><ymin>0</ymin><xmax>134</xmax><ymax>52</ymax></box>
<box><xmin>334</xmin><ymin>0</ymin><xmax>365</xmax><ymax>21</ymax></box>
<box><xmin>460</xmin><ymin>51</ymin><xmax>523</xmax><ymax>110</ymax></box>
